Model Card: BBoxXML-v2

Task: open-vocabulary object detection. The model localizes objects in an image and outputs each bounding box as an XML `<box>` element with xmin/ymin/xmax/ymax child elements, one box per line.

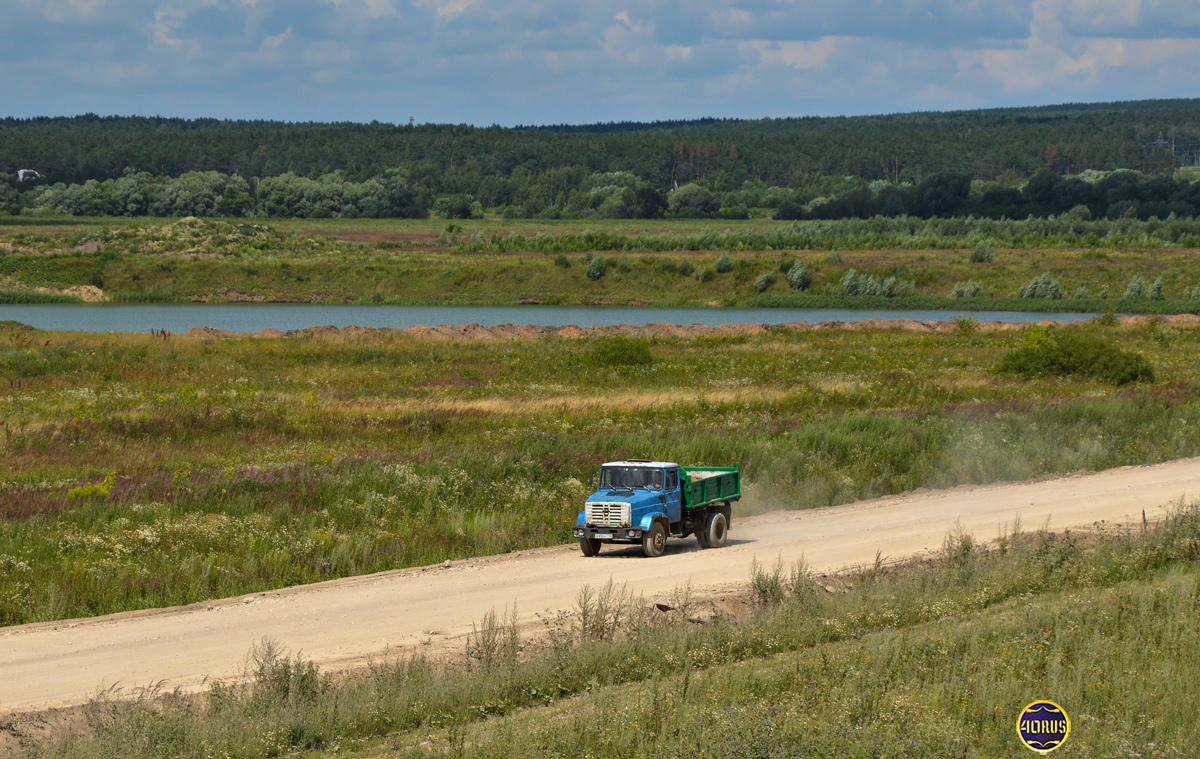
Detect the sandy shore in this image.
<box><xmin>181</xmin><ymin>313</ymin><xmax>1200</xmax><ymax>340</ymax></box>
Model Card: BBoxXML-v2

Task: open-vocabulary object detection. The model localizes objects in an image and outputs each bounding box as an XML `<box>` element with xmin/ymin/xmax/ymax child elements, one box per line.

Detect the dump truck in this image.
<box><xmin>573</xmin><ymin>460</ymin><xmax>741</xmax><ymax>557</ymax></box>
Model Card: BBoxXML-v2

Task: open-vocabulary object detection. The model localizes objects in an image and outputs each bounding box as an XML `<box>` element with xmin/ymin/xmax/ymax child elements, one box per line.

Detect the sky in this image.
<box><xmin>3</xmin><ymin>0</ymin><xmax>1200</xmax><ymax>125</ymax></box>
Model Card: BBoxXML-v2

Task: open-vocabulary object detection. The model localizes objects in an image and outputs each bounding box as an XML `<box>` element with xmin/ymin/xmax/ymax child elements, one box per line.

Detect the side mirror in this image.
<box><xmin>589</xmin><ymin>471</ymin><xmax>595</xmax><ymax>488</ymax></box>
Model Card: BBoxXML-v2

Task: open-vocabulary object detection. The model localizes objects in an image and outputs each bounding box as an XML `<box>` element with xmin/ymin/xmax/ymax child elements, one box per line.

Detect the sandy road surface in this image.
<box><xmin>3</xmin><ymin>457</ymin><xmax>1199</xmax><ymax>713</ymax></box>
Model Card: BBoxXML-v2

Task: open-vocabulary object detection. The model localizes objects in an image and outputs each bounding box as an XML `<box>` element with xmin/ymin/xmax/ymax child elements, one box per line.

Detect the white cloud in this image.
<box><xmin>747</xmin><ymin>37</ymin><xmax>840</xmax><ymax>70</ymax></box>
<box><xmin>4</xmin><ymin>0</ymin><xmax>1200</xmax><ymax>123</ymax></box>
<box><xmin>16</xmin><ymin>0</ymin><xmax>110</xmax><ymax>22</ymax></box>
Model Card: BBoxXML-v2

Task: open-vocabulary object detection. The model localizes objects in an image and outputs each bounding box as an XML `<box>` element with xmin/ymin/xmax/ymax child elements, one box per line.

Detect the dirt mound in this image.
<box><xmin>177</xmin><ymin>314</ymin><xmax>1200</xmax><ymax>342</ymax></box>
<box><xmin>184</xmin><ymin>327</ymin><xmax>247</xmax><ymax>338</ymax></box>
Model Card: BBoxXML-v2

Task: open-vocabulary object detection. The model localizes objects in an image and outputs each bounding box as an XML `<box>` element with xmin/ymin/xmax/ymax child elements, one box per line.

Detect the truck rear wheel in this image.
<box><xmin>642</xmin><ymin>522</ymin><xmax>667</xmax><ymax>558</ymax></box>
<box><xmin>702</xmin><ymin>511</ymin><xmax>728</xmax><ymax>548</ymax></box>
<box><xmin>579</xmin><ymin>537</ymin><xmax>602</xmax><ymax>556</ymax></box>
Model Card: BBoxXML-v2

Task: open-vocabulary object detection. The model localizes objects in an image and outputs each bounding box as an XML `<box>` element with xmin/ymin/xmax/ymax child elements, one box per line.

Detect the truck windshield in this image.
<box><xmin>599</xmin><ymin>467</ymin><xmax>663</xmax><ymax>491</ymax></box>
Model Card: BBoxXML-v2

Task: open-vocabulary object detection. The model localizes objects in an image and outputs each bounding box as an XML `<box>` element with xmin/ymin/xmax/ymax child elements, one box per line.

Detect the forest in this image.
<box><xmin>3</xmin><ymin>99</ymin><xmax>1200</xmax><ymax>220</ymax></box>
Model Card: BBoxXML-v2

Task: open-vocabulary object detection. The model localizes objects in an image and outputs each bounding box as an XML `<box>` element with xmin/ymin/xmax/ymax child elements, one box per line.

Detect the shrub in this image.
<box><xmin>677</xmin><ymin>258</ymin><xmax>695</xmax><ymax>277</ymax></box>
<box><xmin>968</xmin><ymin>243</ymin><xmax>994</xmax><ymax>263</ymax></box>
<box><xmin>1150</xmin><ymin>277</ymin><xmax>1164</xmax><ymax>301</ymax></box>
<box><xmin>838</xmin><ymin>269</ymin><xmax>915</xmax><ymax>298</ymax></box>
<box><xmin>1184</xmin><ymin>284</ymin><xmax>1200</xmax><ymax>301</ymax></box>
<box><xmin>825</xmin><ymin>252</ymin><xmax>844</xmax><ymax>264</ymax></box>
<box><xmin>774</xmin><ymin>200</ymin><xmax>803</xmax><ymax>220</ymax></box>
<box><xmin>66</xmin><ymin>472</ymin><xmax>118</xmax><ymax>500</ymax></box>
<box><xmin>554</xmin><ymin>254</ymin><xmax>571</xmax><ymax>268</ymax></box>
<box><xmin>715</xmin><ymin>253</ymin><xmax>735</xmax><ymax>273</ymax></box>
<box><xmin>1017</xmin><ymin>272</ymin><xmax>1063</xmax><ymax>299</ymax></box>
<box><xmin>785</xmin><ymin>261</ymin><xmax>811</xmax><ymax>292</ymax></box>
<box><xmin>617</xmin><ymin>255</ymin><xmax>632</xmax><ymax>273</ymax></box>
<box><xmin>1073</xmin><ymin>286</ymin><xmax>1089</xmax><ymax>299</ymax></box>
<box><xmin>696</xmin><ymin>266</ymin><xmax>714</xmax><ymax>283</ymax></box>
<box><xmin>952</xmin><ymin>280</ymin><xmax>982</xmax><ymax>298</ymax></box>
<box><xmin>1124</xmin><ymin>274</ymin><xmax>1149</xmax><ymax>300</ymax></box>
<box><xmin>954</xmin><ymin>316</ymin><xmax>979</xmax><ymax>336</ymax></box>
<box><xmin>590</xmin><ymin>336</ymin><xmax>653</xmax><ymax>368</ymax></box>
<box><xmin>994</xmin><ymin>330</ymin><xmax>1155</xmax><ymax>385</ymax></box>
<box><xmin>1098</xmin><ymin>285</ymin><xmax>1110</xmax><ymax>300</ymax></box>
<box><xmin>754</xmin><ymin>272</ymin><xmax>775</xmax><ymax>292</ymax></box>
<box><xmin>586</xmin><ymin>255</ymin><xmax>607</xmax><ymax>281</ymax></box>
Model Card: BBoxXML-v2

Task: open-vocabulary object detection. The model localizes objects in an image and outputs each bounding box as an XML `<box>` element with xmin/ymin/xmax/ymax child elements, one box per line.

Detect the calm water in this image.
<box><xmin>0</xmin><ymin>304</ymin><xmax>1104</xmax><ymax>333</ymax></box>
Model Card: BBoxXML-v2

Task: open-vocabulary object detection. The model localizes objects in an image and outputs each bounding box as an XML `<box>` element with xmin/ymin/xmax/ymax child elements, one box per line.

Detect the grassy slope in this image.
<box><xmin>2</xmin><ymin>319</ymin><xmax>1200</xmax><ymax>624</ymax></box>
<box><xmin>1</xmin><ymin>217</ymin><xmax>1199</xmax><ymax>309</ymax></box>
<box><xmin>23</xmin><ymin>505</ymin><xmax>1200</xmax><ymax>759</ymax></box>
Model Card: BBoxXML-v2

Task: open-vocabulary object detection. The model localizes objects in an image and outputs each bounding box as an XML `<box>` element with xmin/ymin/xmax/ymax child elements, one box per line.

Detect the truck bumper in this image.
<box><xmin>574</xmin><ymin>526</ymin><xmax>643</xmax><ymax>542</ymax></box>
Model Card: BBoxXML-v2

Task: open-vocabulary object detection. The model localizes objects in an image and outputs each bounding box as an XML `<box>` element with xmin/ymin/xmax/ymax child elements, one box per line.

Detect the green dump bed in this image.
<box><xmin>679</xmin><ymin>464</ymin><xmax>741</xmax><ymax>511</ymax></box>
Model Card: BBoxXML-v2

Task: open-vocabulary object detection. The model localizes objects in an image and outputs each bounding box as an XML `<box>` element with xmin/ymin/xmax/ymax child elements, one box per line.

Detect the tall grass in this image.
<box><xmin>0</xmin><ymin>290</ymin><xmax>82</xmax><ymax>304</ymax></box>
<box><xmin>6</xmin><ymin>216</ymin><xmax>1200</xmax><ymax>307</ymax></box>
<box><xmin>2</xmin><ymin>321</ymin><xmax>1199</xmax><ymax>624</ymax></box>
<box><xmin>20</xmin><ymin>503</ymin><xmax>1200</xmax><ymax>758</ymax></box>
<box><xmin>455</xmin><ymin>215</ymin><xmax>1200</xmax><ymax>253</ymax></box>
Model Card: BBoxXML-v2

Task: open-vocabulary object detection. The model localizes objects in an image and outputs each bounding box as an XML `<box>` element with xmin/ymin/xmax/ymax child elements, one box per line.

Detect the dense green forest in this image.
<box><xmin>3</xmin><ymin>99</ymin><xmax>1200</xmax><ymax>220</ymax></box>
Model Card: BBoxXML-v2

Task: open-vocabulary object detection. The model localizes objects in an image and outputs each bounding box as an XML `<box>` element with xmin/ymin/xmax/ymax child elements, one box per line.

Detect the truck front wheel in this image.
<box><xmin>642</xmin><ymin>522</ymin><xmax>667</xmax><ymax>558</ymax></box>
<box><xmin>702</xmin><ymin>511</ymin><xmax>728</xmax><ymax>548</ymax></box>
<box><xmin>580</xmin><ymin>537</ymin><xmax>603</xmax><ymax>556</ymax></box>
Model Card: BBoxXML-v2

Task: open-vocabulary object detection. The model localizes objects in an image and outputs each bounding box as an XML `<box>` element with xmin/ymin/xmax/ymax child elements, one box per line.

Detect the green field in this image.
<box><xmin>2</xmin><ymin>216</ymin><xmax>1200</xmax><ymax>309</ymax></box>
<box><xmin>2</xmin><ymin>317</ymin><xmax>1199</xmax><ymax>625</ymax></box>
<box><xmin>20</xmin><ymin>503</ymin><xmax>1200</xmax><ymax>758</ymax></box>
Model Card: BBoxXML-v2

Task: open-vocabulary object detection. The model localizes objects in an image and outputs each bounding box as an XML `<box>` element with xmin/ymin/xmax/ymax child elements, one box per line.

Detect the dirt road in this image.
<box><xmin>3</xmin><ymin>457</ymin><xmax>1198</xmax><ymax>713</ymax></box>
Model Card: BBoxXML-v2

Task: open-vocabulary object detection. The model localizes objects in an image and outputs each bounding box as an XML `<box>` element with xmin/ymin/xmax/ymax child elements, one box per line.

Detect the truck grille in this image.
<box><xmin>586</xmin><ymin>502</ymin><xmax>631</xmax><ymax>528</ymax></box>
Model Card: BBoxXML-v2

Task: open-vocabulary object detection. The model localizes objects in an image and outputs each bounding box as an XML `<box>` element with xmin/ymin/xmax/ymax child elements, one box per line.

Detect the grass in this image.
<box><xmin>2</xmin><ymin>318</ymin><xmax>1200</xmax><ymax>625</ymax></box>
<box><xmin>2</xmin><ymin>217</ymin><xmax>1200</xmax><ymax>308</ymax></box>
<box><xmin>18</xmin><ymin>502</ymin><xmax>1200</xmax><ymax>758</ymax></box>
<box><xmin>0</xmin><ymin>290</ymin><xmax>82</xmax><ymax>304</ymax></box>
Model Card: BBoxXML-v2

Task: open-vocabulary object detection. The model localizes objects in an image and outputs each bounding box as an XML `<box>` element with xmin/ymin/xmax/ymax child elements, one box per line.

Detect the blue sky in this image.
<box><xmin>3</xmin><ymin>0</ymin><xmax>1199</xmax><ymax>125</ymax></box>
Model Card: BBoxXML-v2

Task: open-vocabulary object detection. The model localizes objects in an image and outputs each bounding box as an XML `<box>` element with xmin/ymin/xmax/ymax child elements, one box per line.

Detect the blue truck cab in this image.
<box><xmin>573</xmin><ymin>459</ymin><xmax>741</xmax><ymax>557</ymax></box>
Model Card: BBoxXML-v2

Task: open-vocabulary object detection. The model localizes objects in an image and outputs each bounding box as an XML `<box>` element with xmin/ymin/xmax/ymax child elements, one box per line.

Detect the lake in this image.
<box><xmin>0</xmin><ymin>304</ymin><xmax>1102</xmax><ymax>334</ymax></box>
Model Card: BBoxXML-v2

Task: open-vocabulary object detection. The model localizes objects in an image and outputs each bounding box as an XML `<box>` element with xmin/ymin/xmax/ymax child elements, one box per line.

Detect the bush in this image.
<box><xmin>952</xmin><ymin>280</ymin><xmax>982</xmax><ymax>298</ymax></box>
<box><xmin>590</xmin><ymin>336</ymin><xmax>653</xmax><ymax>368</ymax></box>
<box><xmin>715</xmin><ymin>253</ymin><xmax>734</xmax><ymax>273</ymax></box>
<box><xmin>754</xmin><ymin>272</ymin><xmax>775</xmax><ymax>292</ymax></box>
<box><xmin>968</xmin><ymin>243</ymin><xmax>995</xmax><ymax>263</ymax></box>
<box><xmin>1073</xmin><ymin>286</ymin><xmax>1089</xmax><ymax>299</ymax></box>
<box><xmin>838</xmin><ymin>270</ymin><xmax>915</xmax><ymax>298</ymax></box>
<box><xmin>554</xmin><ymin>254</ymin><xmax>571</xmax><ymax>268</ymax></box>
<box><xmin>67</xmin><ymin>472</ymin><xmax>117</xmax><ymax>500</ymax></box>
<box><xmin>774</xmin><ymin>200</ymin><xmax>803</xmax><ymax>220</ymax></box>
<box><xmin>1124</xmin><ymin>274</ymin><xmax>1149</xmax><ymax>300</ymax></box>
<box><xmin>785</xmin><ymin>261</ymin><xmax>811</xmax><ymax>292</ymax></box>
<box><xmin>1151</xmin><ymin>277</ymin><xmax>1164</xmax><ymax>301</ymax></box>
<box><xmin>586</xmin><ymin>255</ymin><xmax>608</xmax><ymax>281</ymax></box>
<box><xmin>677</xmin><ymin>258</ymin><xmax>695</xmax><ymax>277</ymax></box>
<box><xmin>1017</xmin><ymin>272</ymin><xmax>1063</xmax><ymax>299</ymax></box>
<box><xmin>994</xmin><ymin>329</ymin><xmax>1155</xmax><ymax>385</ymax></box>
<box><xmin>617</xmin><ymin>255</ymin><xmax>632</xmax><ymax>273</ymax></box>
<box><xmin>696</xmin><ymin>266</ymin><xmax>714</xmax><ymax>283</ymax></box>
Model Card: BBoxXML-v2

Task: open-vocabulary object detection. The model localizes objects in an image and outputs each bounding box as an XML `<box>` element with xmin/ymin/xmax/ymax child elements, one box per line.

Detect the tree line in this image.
<box><xmin>3</xmin><ymin>99</ymin><xmax>1199</xmax><ymax>192</ymax></box>
<box><xmin>4</xmin><ymin>166</ymin><xmax>1198</xmax><ymax>222</ymax></box>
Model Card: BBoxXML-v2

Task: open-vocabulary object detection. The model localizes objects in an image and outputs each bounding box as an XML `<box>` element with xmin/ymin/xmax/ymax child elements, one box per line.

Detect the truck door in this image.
<box><xmin>663</xmin><ymin>468</ymin><xmax>682</xmax><ymax>522</ymax></box>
